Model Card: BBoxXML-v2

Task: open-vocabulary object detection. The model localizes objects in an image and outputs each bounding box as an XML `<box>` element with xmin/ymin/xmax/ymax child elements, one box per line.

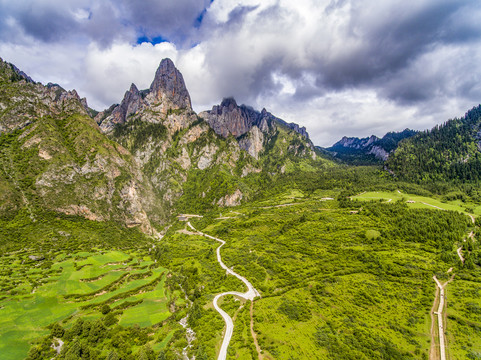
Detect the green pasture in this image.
<box><xmin>446</xmin><ymin>279</ymin><xmax>481</xmax><ymax>359</ymax></box>
<box><xmin>352</xmin><ymin>190</ymin><xmax>480</xmax><ymax>217</ymax></box>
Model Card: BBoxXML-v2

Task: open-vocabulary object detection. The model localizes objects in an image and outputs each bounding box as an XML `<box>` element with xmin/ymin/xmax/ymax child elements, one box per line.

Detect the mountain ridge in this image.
<box><xmin>327</xmin><ymin>129</ymin><xmax>417</xmax><ymax>164</ymax></box>
<box><xmin>99</xmin><ymin>59</ymin><xmax>322</xmax><ymax>215</ymax></box>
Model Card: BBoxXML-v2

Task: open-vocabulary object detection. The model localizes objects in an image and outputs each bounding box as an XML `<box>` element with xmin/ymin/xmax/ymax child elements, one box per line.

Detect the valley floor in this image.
<box><xmin>1</xmin><ymin>188</ymin><xmax>481</xmax><ymax>359</ymax></box>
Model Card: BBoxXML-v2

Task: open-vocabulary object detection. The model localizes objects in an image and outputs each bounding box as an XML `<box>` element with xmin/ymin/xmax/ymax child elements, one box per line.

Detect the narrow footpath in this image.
<box><xmin>187</xmin><ymin>222</ymin><xmax>260</xmax><ymax>360</ymax></box>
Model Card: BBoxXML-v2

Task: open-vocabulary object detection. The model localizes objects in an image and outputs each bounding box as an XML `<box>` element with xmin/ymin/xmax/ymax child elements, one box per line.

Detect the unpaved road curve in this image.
<box><xmin>457</xmin><ymin>247</ymin><xmax>465</xmax><ymax>263</ymax></box>
<box><xmin>187</xmin><ymin>222</ymin><xmax>260</xmax><ymax>360</ymax></box>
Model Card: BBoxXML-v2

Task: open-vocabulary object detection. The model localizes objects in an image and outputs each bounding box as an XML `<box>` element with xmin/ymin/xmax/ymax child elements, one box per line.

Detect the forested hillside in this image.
<box><xmin>386</xmin><ymin>105</ymin><xmax>481</xmax><ymax>182</ymax></box>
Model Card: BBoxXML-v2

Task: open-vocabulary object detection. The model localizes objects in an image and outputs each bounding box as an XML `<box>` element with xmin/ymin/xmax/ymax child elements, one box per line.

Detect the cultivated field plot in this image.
<box><xmin>0</xmin><ymin>250</ymin><xmax>171</xmax><ymax>359</ymax></box>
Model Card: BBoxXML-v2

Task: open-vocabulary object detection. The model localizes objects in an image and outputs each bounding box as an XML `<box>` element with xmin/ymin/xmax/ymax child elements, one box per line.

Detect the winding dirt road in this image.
<box><xmin>432</xmin><ymin>275</ymin><xmax>454</xmax><ymax>360</ymax></box>
<box><xmin>187</xmin><ymin>222</ymin><xmax>260</xmax><ymax>360</ymax></box>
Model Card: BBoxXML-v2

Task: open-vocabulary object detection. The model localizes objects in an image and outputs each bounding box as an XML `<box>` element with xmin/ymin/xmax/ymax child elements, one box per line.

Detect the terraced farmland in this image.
<box><xmin>0</xmin><ymin>249</ymin><xmax>174</xmax><ymax>359</ymax></box>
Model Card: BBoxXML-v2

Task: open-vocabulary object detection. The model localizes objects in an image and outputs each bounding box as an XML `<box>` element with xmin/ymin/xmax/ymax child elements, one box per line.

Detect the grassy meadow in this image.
<box><xmin>352</xmin><ymin>190</ymin><xmax>480</xmax><ymax>215</ymax></box>
<box><xmin>180</xmin><ymin>189</ymin><xmax>479</xmax><ymax>359</ymax></box>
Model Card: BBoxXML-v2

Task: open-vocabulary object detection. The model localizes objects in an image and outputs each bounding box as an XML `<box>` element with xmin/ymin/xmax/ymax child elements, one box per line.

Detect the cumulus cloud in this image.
<box><xmin>1</xmin><ymin>0</ymin><xmax>481</xmax><ymax>146</ymax></box>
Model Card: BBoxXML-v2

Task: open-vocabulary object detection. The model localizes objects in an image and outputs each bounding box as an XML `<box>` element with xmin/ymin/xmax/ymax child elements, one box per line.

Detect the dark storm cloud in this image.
<box><xmin>84</xmin><ymin>2</ymin><xmax>132</xmax><ymax>47</ymax></box>
<box><xmin>2</xmin><ymin>0</ymin><xmax>481</xmax><ymax>146</ymax></box>
<box><xmin>0</xmin><ymin>0</ymin><xmax>129</xmax><ymax>45</ymax></box>
<box><xmin>328</xmin><ymin>0</ymin><xmax>481</xmax><ymax>89</ymax></box>
<box><xmin>0</xmin><ymin>1</ymin><xmax>81</xmax><ymax>42</ymax></box>
<box><xmin>16</xmin><ymin>4</ymin><xmax>78</xmax><ymax>42</ymax></box>
<box><xmin>282</xmin><ymin>0</ymin><xmax>481</xmax><ymax>104</ymax></box>
<box><xmin>209</xmin><ymin>0</ymin><xmax>481</xmax><ymax>107</ymax></box>
<box><xmin>119</xmin><ymin>0</ymin><xmax>211</xmax><ymax>44</ymax></box>
<box><xmin>0</xmin><ymin>0</ymin><xmax>212</xmax><ymax>46</ymax></box>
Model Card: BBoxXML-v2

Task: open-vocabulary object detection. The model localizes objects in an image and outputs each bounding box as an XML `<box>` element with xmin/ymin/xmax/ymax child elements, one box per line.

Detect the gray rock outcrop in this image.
<box><xmin>200</xmin><ymin>97</ymin><xmax>311</xmax><ymax>142</ymax></box>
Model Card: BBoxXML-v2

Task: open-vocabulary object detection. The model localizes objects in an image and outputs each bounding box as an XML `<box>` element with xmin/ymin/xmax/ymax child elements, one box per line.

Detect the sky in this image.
<box><xmin>1</xmin><ymin>0</ymin><xmax>481</xmax><ymax>147</ymax></box>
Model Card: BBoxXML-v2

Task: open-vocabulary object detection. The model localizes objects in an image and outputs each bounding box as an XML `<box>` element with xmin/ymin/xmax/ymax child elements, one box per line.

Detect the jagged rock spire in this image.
<box><xmin>149</xmin><ymin>58</ymin><xmax>192</xmax><ymax>110</ymax></box>
<box><xmin>106</xmin><ymin>83</ymin><xmax>143</xmax><ymax>129</ymax></box>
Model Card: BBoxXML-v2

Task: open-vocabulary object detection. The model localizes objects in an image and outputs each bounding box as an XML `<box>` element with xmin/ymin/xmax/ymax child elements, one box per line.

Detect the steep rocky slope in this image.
<box><xmin>0</xmin><ymin>56</ymin><xmax>330</xmax><ymax>232</ymax></box>
<box><xmin>200</xmin><ymin>97</ymin><xmax>315</xmax><ymax>160</ymax></box>
<box><xmin>0</xmin><ymin>58</ymin><xmax>160</xmax><ymax>233</ymax></box>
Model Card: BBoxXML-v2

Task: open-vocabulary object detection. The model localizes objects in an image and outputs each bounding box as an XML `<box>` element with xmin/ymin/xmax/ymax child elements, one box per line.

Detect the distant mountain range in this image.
<box><xmin>325</xmin><ymin>129</ymin><xmax>418</xmax><ymax>164</ymax></box>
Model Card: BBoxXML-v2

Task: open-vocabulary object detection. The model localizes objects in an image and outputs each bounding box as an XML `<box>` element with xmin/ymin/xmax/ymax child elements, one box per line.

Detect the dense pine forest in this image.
<box><xmin>387</xmin><ymin>105</ymin><xmax>481</xmax><ymax>182</ymax></box>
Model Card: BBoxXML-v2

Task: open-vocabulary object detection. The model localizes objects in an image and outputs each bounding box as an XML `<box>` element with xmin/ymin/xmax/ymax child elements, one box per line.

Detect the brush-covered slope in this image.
<box><xmin>386</xmin><ymin>105</ymin><xmax>481</xmax><ymax>182</ymax></box>
<box><xmin>0</xmin><ymin>58</ymin><xmax>161</xmax><ymax>233</ymax></box>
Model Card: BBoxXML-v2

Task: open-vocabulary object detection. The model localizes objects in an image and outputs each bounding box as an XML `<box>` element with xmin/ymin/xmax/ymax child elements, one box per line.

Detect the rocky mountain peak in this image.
<box><xmin>220</xmin><ymin>97</ymin><xmax>238</xmax><ymax>109</ymax></box>
<box><xmin>200</xmin><ymin>97</ymin><xmax>257</xmax><ymax>138</ymax></box>
<box><xmin>97</xmin><ymin>82</ymin><xmax>144</xmax><ymax>132</ymax></box>
<box><xmin>334</xmin><ymin>135</ymin><xmax>379</xmax><ymax>149</ymax></box>
<box><xmin>149</xmin><ymin>58</ymin><xmax>191</xmax><ymax>110</ymax></box>
<box><xmin>9</xmin><ymin>62</ymin><xmax>35</xmax><ymax>83</ymax></box>
<box><xmin>328</xmin><ymin>129</ymin><xmax>417</xmax><ymax>163</ymax></box>
<box><xmin>129</xmin><ymin>83</ymin><xmax>139</xmax><ymax>93</ymax></box>
<box><xmin>96</xmin><ymin>59</ymin><xmax>195</xmax><ymax>132</ymax></box>
<box><xmin>200</xmin><ymin>97</ymin><xmax>312</xmax><ymax>142</ymax></box>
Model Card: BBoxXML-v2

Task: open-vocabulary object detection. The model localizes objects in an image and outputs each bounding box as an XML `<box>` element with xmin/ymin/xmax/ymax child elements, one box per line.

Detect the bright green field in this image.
<box><xmin>352</xmin><ymin>190</ymin><xmax>479</xmax><ymax>216</ymax></box>
<box><xmin>0</xmin><ymin>250</ymin><xmax>171</xmax><ymax>360</ymax></box>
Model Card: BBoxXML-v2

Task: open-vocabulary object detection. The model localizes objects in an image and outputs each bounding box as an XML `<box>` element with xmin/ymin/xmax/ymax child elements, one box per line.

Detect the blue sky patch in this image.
<box><xmin>136</xmin><ymin>35</ymin><xmax>169</xmax><ymax>45</ymax></box>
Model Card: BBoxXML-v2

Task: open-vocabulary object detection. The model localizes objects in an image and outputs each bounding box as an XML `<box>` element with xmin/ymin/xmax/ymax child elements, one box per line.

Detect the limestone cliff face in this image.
<box><xmin>200</xmin><ymin>97</ymin><xmax>312</xmax><ymax>141</ymax></box>
<box><xmin>100</xmin><ymin>84</ymin><xmax>145</xmax><ymax>133</ymax></box>
<box><xmin>199</xmin><ymin>97</ymin><xmax>315</xmax><ymax>159</ymax></box>
<box><xmin>149</xmin><ymin>58</ymin><xmax>191</xmax><ymax>110</ymax></box>
<box><xmin>238</xmin><ymin>126</ymin><xmax>264</xmax><ymax>160</ymax></box>
<box><xmin>368</xmin><ymin>146</ymin><xmax>389</xmax><ymax>161</ymax></box>
<box><xmin>201</xmin><ymin>97</ymin><xmax>258</xmax><ymax>138</ymax></box>
<box><xmin>0</xmin><ymin>59</ymin><xmax>90</xmax><ymax>133</ymax></box>
<box><xmin>99</xmin><ymin>59</ymin><xmax>248</xmax><ymax>213</ymax></box>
